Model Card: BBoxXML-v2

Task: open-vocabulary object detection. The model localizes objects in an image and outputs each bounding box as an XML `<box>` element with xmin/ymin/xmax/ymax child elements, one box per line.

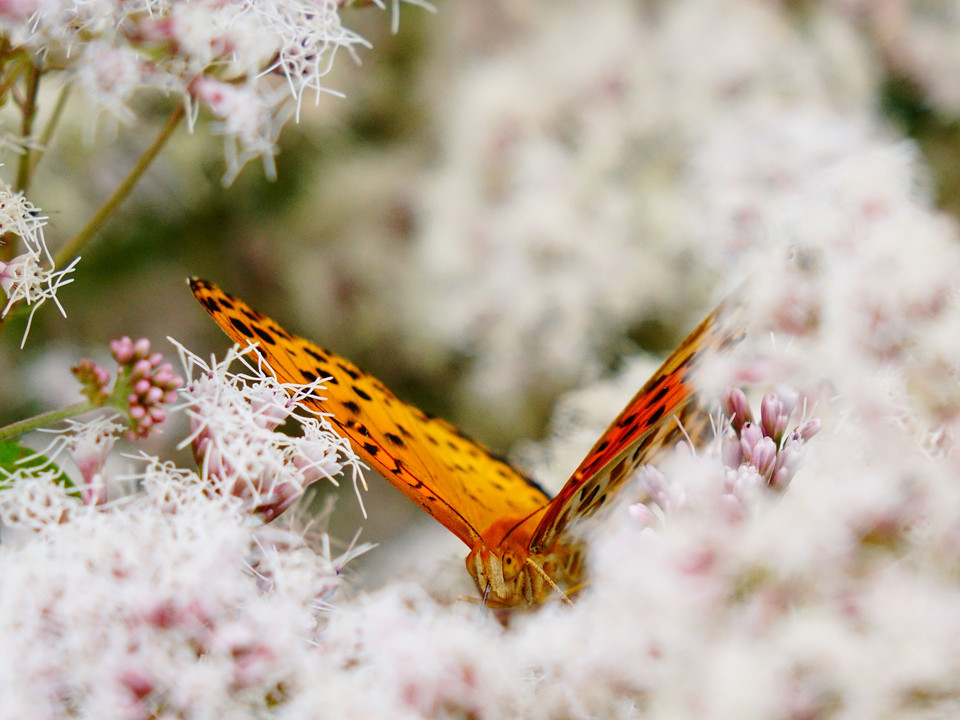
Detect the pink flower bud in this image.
<box><xmin>798</xmin><ymin>418</ymin><xmax>821</xmax><ymax>441</ymax></box>
<box><xmin>133</xmin><ymin>338</ymin><xmax>151</xmax><ymax>357</ymax></box>
<box><xmin>154</xmin><ymin>365</ymin><xmax>174</xmax><ymax>384</ymax></box>
<box><xmin>760</xmin><ymin>392</ymin><xmax>788</xmax><ymax>443</ymax></box>
<box><xmin>628</xmin><ymin>503</ymin><xmax>659</xmax><ymax>529</ymax></box>
<box><xmin>752</xmin><ymin>436</ymin><xmax>778</xmax><ymax>479</ymax></box>
<box><xmin>133</xmin><ymin>358</ymin><xmax>153</xmax><ymax>377</ymax></box>
<box><xmin>723</xmin><ymin>387</ymin><xmax>753</xmax><ymax>431</ymax></box>
<box><xmin>740</xmin><ymin>422</ymin><xmax>764</xmax><ymax>457</ymax></box>
<box><xmin>722</xmin><ymin>434</ymin><xmax>743</xmax><ymax>468</ymax></box>
<box><xmin>110</xmin><ymin>337</ymin><xmax>133</xmax><ymax>363</ymax></box>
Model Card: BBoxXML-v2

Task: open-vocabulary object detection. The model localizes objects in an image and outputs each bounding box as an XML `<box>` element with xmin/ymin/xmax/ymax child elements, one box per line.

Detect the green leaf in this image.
<box><xmin>0</xmin><ymin>439</ymin><xmax>75</xmax><ymax>489</ymax></box>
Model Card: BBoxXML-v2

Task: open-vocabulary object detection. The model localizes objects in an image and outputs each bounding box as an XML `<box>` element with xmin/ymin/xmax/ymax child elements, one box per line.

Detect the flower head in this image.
<box><xmin>0</xmin><ymin>190</ymin><xmax>77</xmax><ymax>346</ymax></box>
<box><xmin>175</xmin><ymin>341</ymin><xmax>364</xmax><ymax>522</ymax></box>
<box><xmin>40</xmin><ymin>416</ymin><xmax>126</xmax><ymax>506</ymax></box>
<box><xmin>110</xmin><ymin>336</ymin><xmax>184</xmax><ymax>439</ymax></box>
<box><xmin>721</xmin><ymin>388</ymin><xmax>821</xmax><ymax>494</ymax></box>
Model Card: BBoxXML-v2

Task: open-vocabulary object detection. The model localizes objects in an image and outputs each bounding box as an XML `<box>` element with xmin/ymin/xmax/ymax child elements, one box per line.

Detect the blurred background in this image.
<box><xmin>1</xmin><ymin>0</ymin><xmax>958</xmax><ymax>585</ymax></box>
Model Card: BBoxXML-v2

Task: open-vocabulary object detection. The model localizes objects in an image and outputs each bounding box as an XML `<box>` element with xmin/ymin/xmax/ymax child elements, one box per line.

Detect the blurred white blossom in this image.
<box><xmin>402</xmin><ymin>0</ymin><xmax>875</xmax><ymax>440</ymax></box>
<box><xmin>0</xmin><ymin>464</ymin><xmax>364</xmax><ymax>719</ymax></box>
<box><xmin>831</xmin><ymin>0</ymin><xmax>960</xmax><ymax>114</ymax></box>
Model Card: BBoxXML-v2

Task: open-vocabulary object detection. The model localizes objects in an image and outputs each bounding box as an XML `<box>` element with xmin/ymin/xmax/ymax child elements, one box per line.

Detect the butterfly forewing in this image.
<box><xmin>190</xmin><ymin>279</ymin><xmax>551</xmax><ymax>547</ymax></box>
<box><xmin>529</xmin><ymin>300</ymin><xmax>744</xmax><ymax>552</ymax></box>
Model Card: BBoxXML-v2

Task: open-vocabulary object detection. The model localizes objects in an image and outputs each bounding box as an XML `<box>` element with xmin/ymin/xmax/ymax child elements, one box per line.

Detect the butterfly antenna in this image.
<box><xmin>525</xmin><ymin>557</ymin><xmax>573</xmax><ymax>606</ymax></box>
<box><xmin>499</xmin><ymin>502</ymin><xmax>550</xmax><ymax>546</ymax></box>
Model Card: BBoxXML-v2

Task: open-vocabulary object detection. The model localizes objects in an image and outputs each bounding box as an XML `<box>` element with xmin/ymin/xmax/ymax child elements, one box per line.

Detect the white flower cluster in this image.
<box><xmin>177</xmin><ymin>342</ymin><xmax>365</xmax><ymax>522</ymax></box>
<box><xmin>0</xmin><ymin>470</ymin><xmax>363</xmax><ymax>719</ymax></box>
<box><xmin>0</xmin><ymin>343</ymin><xmax>372</xmax><ymax>718</ymax></box>
<box><xmin>0</xmin><ymin>0</ymin><xmax>376</xmax><ymax>182</ymax></box>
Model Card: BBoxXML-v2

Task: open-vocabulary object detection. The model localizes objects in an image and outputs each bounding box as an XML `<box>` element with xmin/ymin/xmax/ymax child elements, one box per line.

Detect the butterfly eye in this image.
<box><xmin>501</xmin><ymin>551</ymin><xmax>521</xmax><ymax>582</ymax></box>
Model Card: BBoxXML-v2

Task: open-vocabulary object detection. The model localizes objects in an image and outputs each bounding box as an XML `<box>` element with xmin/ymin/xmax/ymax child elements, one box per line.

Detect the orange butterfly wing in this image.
<box><xmin>190</xmin><ymin>279</ymin><xmax>551</xmax><ymax>547</ymax></box>
<box><xmin>529</xmin><ymin>299</ymin><xmax>744</xmax><ymax>552</ymax></box>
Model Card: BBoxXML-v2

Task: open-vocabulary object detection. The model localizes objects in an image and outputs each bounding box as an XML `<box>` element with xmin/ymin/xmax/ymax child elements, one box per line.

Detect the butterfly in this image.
<box><xmin>191</xmin><ymin>278</ymin><xmax>743</xmax><ymax>607</ymax></box>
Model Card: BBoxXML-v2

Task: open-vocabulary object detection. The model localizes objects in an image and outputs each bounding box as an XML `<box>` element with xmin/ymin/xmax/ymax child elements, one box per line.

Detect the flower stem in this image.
<box><xmin>54</xmin><ymin>104</ymin><xmax>185</xmax><ymax>269</ymax></box>
<box><xmin>28</xmin><ymin>82</ymin><xmax>72</xmax><ymax>181</ymax></box>
<box><xmin>0</xmin><ymin>47</ymin><xmax>28</xmax><ymax>114</ymax></box>
<box><xmin>0</xmin><ymin>402</ymin><xmax>95</xmax><ymax>443</ymax></box>
<box><xmin>15</xmin><ymin>61</ymin><xmax>41</xmax><ymax>194</ymax></box>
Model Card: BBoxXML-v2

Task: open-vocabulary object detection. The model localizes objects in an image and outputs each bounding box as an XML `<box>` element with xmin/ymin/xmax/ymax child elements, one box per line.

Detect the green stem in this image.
<box><xmin>15</xmin><ymin>61</ymin><xmax>41</xmax><ymax>194</ymax></box>
<box><xmin>0</xmin><ymin>51</ymin><xmax>29</xmax><ymax>264</ymax></box>
<box><xmin>0</xmin><ymin>49</ymin><xmax>27</xmax><ymax>110</ymax></box>
<box><xmin>0</xmin><ymin>401</ymin><xmax>95</xmax><ymax>443</ymax></box>
<box><xmin>54</xmin><ymin>103</ymin><xmax>185</xmax><ymax>268</ymax></box>
<box><xmin>28</xmin><ymin>82</ymin><xmax>72</xmax><ymax>180</ymax></box>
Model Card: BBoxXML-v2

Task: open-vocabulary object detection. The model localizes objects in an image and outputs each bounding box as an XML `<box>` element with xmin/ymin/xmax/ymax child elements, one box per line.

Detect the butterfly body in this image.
<box><xmin>191</xmin><ymin>278</ymin><xmax>741</xmax><ymax>607</ymax></box>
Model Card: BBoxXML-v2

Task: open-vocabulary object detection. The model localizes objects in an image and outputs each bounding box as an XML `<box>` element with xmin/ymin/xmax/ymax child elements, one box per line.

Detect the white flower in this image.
<box><xmin>0</xmin><ymin>189</ymin><xmax>77</xmax><ymax>346</ymax></box>
<box><xmin>73</xmin><ymin>41</ymin><xmax>144</xmax><ymax>125</ymax></box>
<box><xmin>0</xmin><ymin>468</ymin><xmax>75</xmax><ymax>529</ymax></box>
<box><xmin>174</xmin><ymin>341</ymin><xmax>365</xmax><ymax>522</ymax></box>
<box><xmin>40</xmin><ymin>416</ymin><xmax>125</xmax><ymax>506</ymax></box>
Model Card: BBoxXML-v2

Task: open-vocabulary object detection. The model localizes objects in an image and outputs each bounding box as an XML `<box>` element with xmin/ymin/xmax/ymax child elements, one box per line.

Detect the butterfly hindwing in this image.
<box><xmin>190</xmin><ymin>279</ymin><xmax>551</xmax><ymax>547</ymax></box>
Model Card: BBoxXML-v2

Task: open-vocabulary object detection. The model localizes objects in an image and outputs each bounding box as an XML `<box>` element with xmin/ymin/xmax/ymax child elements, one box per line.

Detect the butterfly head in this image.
<box><xmin>465</xmin><ymin>515</ymin><xmax>580</xmax><ymax>607</ymax></box>
<box><xmin>462</xmin><ymin>515</ymin><xmax>534</xmax><ymax>606</ymax></box>
<box><xmin>466</xmin><ymin>540</ymin><xmax>531</xmax><ymax>607</ymax></box>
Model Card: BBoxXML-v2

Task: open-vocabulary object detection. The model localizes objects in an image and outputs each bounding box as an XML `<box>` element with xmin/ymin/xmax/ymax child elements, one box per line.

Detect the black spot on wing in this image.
<box><xmin>304</xmin><ymin>346</ymin><xmax>328</xmax><ymax>363</ymax></box>
<box><xmin>650</xmin><ymin>383</ymin><xmax>669</xmax><ymax>405</ymax></box>
<box><xmin>353</xmin><ymin>386</ymin><xmax>372</xmax><ymax>401</ymax></box>
<box><xmin>199</xmin><ymin>294</ymin><xmax>222</xmax><ymax>312</ymax></box>
<box><xmin>343</xmin><ymin>400</ymin><xmax>361</xmax><ymax>415</ymax></box>
<box><xmin>252</xmin><ymin>324</ymin><xmax>276</xmax><ymax>345</ymax></box>
<box><xmin>338</xmin><ymin>363</ymin><xmax>361</xmax><ymax>380</ymax></box>
<box><xmin>647</xmin><ymin>403</ymin><xmax>665</xmax><ymax>425</ymax></box>
<box><xmin>229</xmin><ymin>317</ymin><xmax>254</xmax><ymax>339</ymax></box>
<box><xmin>578</xmin><ymin>483</ymin><xmax>600</xmax><ymax>511</ymax></box>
